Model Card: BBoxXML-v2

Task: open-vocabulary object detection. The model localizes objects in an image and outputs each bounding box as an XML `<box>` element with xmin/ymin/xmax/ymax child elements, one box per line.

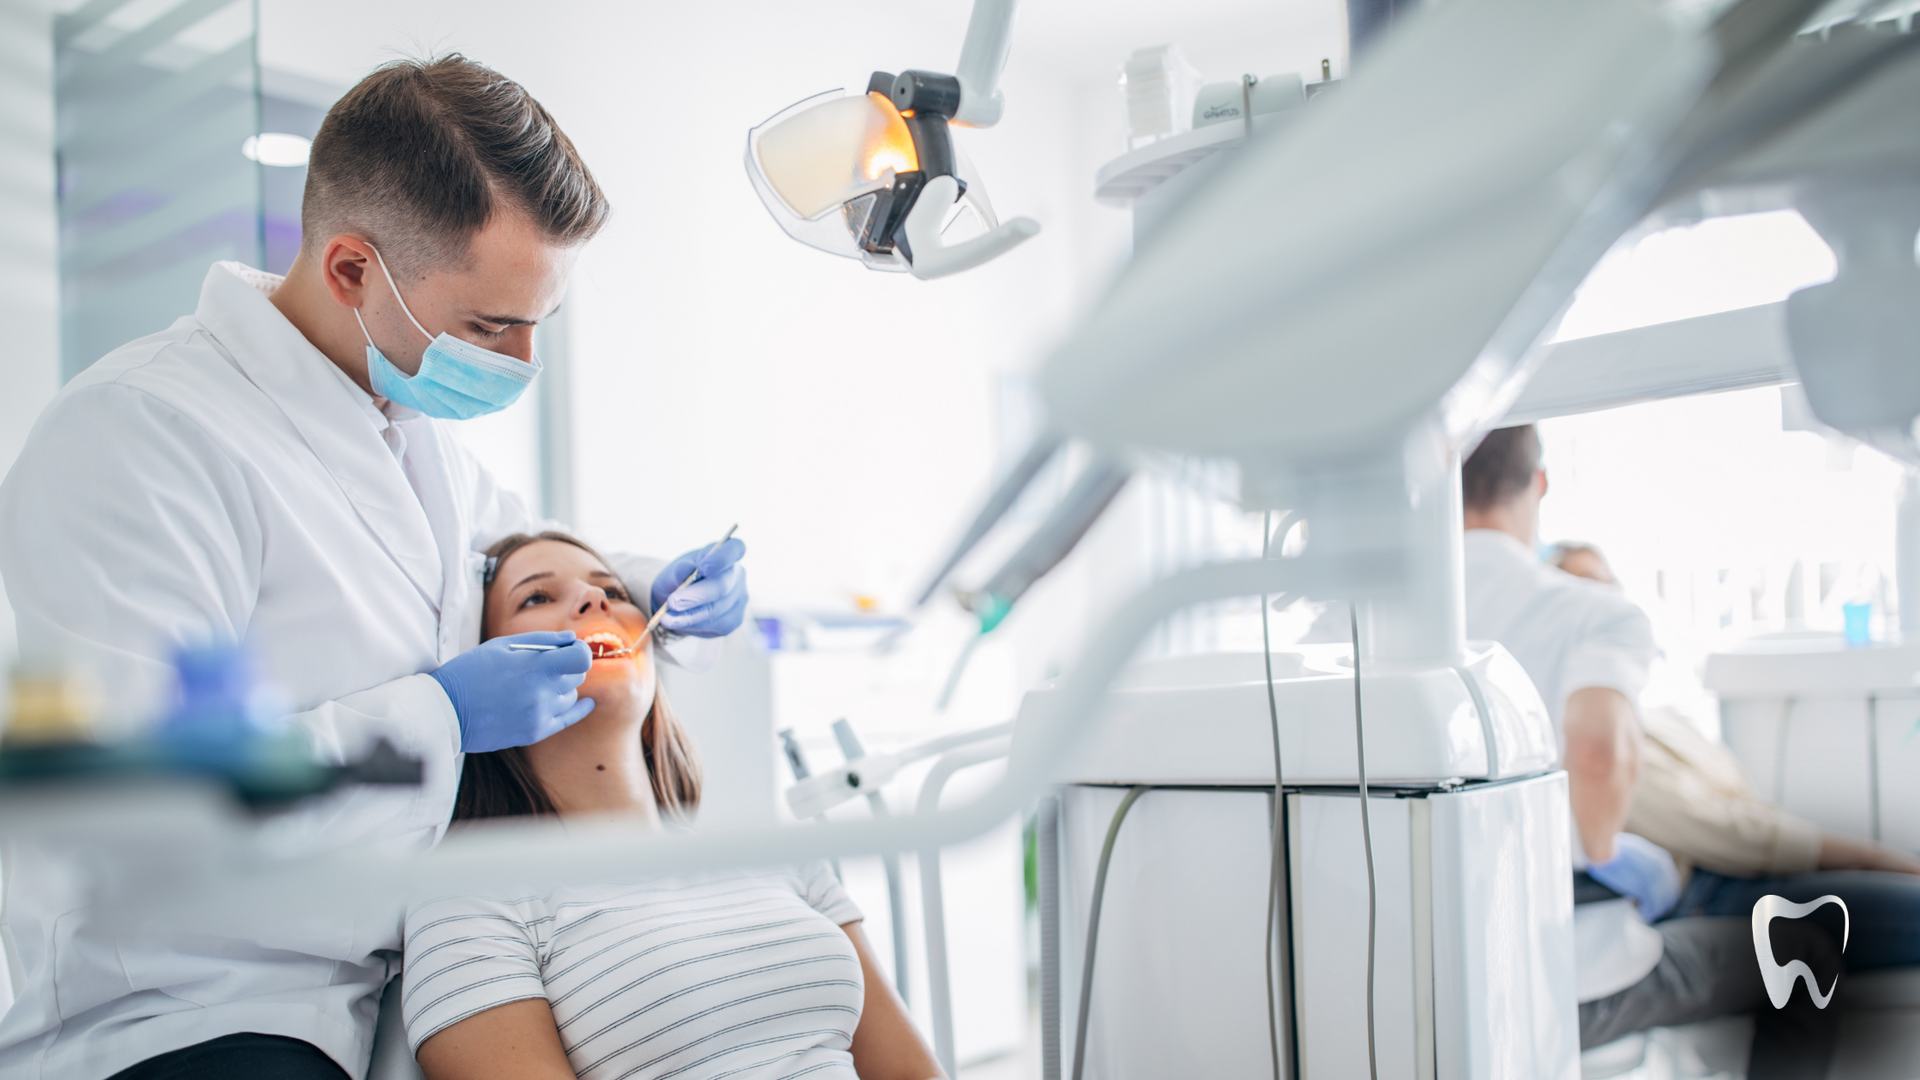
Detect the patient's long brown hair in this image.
<box><xmin>453</xmin><ymin>531</ymin><xmax>702</xmax><ymax>822</ymax></box>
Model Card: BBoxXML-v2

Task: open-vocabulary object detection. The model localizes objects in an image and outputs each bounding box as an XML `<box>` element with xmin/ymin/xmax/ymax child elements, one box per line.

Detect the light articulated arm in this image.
<box><xmin>954</xmin><ymin>0</ymin><xmax>1017</xmax><ymax>128</ymax></box>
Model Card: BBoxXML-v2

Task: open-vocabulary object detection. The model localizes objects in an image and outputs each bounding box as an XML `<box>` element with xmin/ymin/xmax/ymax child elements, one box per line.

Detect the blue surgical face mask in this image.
<box><xmin>353</xmin><ymin>245</ymin><xmax>541</xmax><ymax>420</ymax></box>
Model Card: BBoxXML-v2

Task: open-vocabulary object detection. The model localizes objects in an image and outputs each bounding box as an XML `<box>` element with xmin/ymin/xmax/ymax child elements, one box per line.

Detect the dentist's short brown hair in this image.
<box><xmin>1463</xmin><ymin>425</ymin><xmax>1542</xmax><ymax>512</ymax></box>
<box><xmin>300</xmin><ymin>54</ymin><xmax>608</xmax><ymax>281</ymax></box>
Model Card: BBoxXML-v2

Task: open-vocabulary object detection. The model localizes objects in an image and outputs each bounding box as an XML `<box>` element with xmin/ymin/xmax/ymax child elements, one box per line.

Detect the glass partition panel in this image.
<box><xmin>54</xmin><ymin>0</ymin><xmax>262</xmax><ymax>381</ymax></box>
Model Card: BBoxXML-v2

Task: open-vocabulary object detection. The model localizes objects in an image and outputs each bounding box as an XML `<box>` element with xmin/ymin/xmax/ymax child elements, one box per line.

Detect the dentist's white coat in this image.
<box><xmin>1462</xmin><ymin>527</ymin><xmax>1664</xmax><ymax>1003</ymax></box>
<box><xmin>0</xmin><ymin>262</ymin><xmax>701</xmax><ymax>1080</ymax></box>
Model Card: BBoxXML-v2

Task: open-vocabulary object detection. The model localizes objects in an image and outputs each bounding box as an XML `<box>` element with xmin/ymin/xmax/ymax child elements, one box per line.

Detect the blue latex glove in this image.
<box><xmin>430</xmin><ymin>631</ymin><xmax>594</xmax><ymax>753</ymax></box>
<box><xmin>651</xmin><ymin>537</ymin><xmax>748</xmax><ymax>638</ymax></box>
<box><xmin>1586</xmin><ymin>833</ymin><xmax>1682</xmax><ymax>922</ymax></box>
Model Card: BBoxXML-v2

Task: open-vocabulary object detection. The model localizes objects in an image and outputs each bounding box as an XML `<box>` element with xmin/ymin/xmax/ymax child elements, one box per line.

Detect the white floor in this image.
<box><xmin>969</xmin><ymin>1002</ymin><xmax>1920</xmax><ymax>1080</ymax></box>
<box><xmin>1580</xmin><ymin>986</ymin><xmax>1920</xmax><ymax>1080</ymax></box>
<box><xmin>957</xmin><ymin>1002</ymin><xmax>1042</xmax><ymax>1080</ymax></box>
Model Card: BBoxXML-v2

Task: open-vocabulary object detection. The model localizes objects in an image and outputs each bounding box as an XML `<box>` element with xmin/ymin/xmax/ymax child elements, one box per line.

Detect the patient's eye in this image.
<box><xmin>605</xmin><ymin>584</ymin><xmax>631</xmax><ymax>603</ymax></box>
<box><xmin>518</xmin><ymin>589</ymin><xmax>552</xmax><ymax>609</ymax></box>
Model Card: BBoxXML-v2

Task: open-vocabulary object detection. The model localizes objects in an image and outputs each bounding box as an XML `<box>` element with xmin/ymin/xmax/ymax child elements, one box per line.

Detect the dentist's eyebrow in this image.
<box><xmin>511</xmin><ymin>570</ymin><xmax>555</xmax><ymax>591</ymax></box>
<box><xmin>473</xmin><ymin>302</ymin><xmax>563</xmax><ymax>328</ymax></box>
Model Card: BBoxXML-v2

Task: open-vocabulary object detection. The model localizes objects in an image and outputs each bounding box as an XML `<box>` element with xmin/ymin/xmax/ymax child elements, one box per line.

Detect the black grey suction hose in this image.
<box><xmin>1037</xmin><ymin>794</ymin><xmax>1062</xmax><ymax>1080</ymax></box>
<box><xmin>932</xmin><ymin>456</ymin><xmax>1131</xmax><ymax>710</ymax></box>
<box><xmin>1064</xmin><ymin>513</ymin><xmax>1299</xmax><ymax>1080</ymax></box>
<box><xmin>1261</xmin><ymin>510</ymin><xmax>1300</xmax><ymax>1080</ymax></box>
<box><xmin>1069</xmin><ymin>785</ymin><xmax>1148</xmax><ymax>1080</ymax></box>
<box><xmin>1351</xmin><ymin>603</ymin><xmax>1379</xmax><ymax>1080</ymax></box>
<box><xmin>912</xmin><ymin>432</ymin><xmax>1063</xmax><ymax>607</ymax></box>
<box><xmin>978</xmin><ymin>457</ymin><xmax>1131</xmax><ymax>608</ymax></box>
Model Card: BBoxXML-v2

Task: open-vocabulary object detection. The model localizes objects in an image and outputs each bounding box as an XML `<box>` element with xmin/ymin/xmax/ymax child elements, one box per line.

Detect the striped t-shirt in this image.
<box><xmin>402</xmin><ymin>863</ymin><xmax>864</xmax><ymax>1080</ymax></box>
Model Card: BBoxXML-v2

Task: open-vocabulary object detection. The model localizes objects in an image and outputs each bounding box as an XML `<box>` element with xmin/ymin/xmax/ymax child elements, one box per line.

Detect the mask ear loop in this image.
<box><xmin>364</xmin><ymin>243</ymin><xmax>437</xmax><ymax>345</ymax></box>
<box><xmin>351</xmin><ymin>307</ymin><xmax>380</xmax><ymax>351</ymax></box>
<box><xmin>363</xmin><ymin>242</ymin><xmax>545</xmax><ymax>370</ymax></box>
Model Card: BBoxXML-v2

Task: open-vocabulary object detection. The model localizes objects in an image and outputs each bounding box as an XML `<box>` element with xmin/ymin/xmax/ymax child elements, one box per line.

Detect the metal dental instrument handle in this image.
<box><xmin>786</xmin><ymin>720</ymin><xmax>1016</xmax><ymax>820</ymax></box>
<box><xmin>506</xmin><ymin>639</ymin><xmax>642</xmax><ymax>658</ymax></box>
<box><xmin>778</xmin><ymin>728</ymin><xmax>844</xmax><ymax>883</ymax></box>
<box><xmin>645</xmin><ymin>524</ymin><xmax>740</xmax><ymax>637</ymax></box>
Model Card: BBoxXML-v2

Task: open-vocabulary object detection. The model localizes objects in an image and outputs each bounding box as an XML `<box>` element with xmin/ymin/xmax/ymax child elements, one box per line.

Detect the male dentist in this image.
<box><xmin>0</xmin><ymin>56</ymin><xmax>745</xmax><ymax>1080</ymax></box>
<box><xmin>1462</xmin><ymin>426</ymin><xmax>1839</xmax><ymax>1077</ymax></box>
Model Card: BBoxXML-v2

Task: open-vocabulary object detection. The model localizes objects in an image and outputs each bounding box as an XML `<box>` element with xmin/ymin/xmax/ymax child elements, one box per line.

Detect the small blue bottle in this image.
<box><xmin>1843</xmin><ymin>601</ymin><xmax>1873</xmax><ymax>647</ymax></box>
<box><xmin>158</xmin><ymin>643</ymin><xmax>287</xmax><ymax>771</ymax></box>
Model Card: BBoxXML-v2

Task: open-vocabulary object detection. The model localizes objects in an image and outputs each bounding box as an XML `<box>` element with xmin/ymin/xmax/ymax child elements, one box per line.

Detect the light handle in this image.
<box><xmin>903</xmin><ymin>174</ymin><xmax>1039</xmax><ymax>279</ymax></box>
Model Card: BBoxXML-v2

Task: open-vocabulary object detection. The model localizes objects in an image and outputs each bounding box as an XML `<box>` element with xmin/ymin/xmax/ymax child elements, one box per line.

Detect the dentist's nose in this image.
<box><xmin>503</xmin><ymin>326</ymin><xmax>536</xmax><ymax>364</ymax></box>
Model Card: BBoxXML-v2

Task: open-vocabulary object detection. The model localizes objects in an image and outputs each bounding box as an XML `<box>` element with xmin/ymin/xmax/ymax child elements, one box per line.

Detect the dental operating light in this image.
<box><xmin>744</xmin><ymin>0</ymin><xmax>1040</xmax><ymax>279</ymax></box>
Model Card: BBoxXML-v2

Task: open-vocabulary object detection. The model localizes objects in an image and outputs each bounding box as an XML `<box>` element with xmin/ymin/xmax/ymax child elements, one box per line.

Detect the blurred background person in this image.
<box><xmin>1550</xmin><ymin>537</ymin><xmax>1920</xmax><ymax>968</ymax></box>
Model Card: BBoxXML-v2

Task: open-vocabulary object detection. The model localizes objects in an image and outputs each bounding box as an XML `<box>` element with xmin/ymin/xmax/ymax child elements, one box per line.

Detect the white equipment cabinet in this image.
<box><xmin>1703</xmin><ymin>635</ymin><xmax>1920</xmax><ymax>851</ymax></box>
<box><xmin>1025</xmin><ymin>645</ymin><xmax>1579</xmax><ymax>1080</ymax></box>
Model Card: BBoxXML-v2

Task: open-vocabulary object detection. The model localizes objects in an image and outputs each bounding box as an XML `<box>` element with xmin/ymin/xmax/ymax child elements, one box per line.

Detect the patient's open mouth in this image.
<box><xmin>583</xmin><ymin>631</ymin><xmax>637</xmax><ymax>659</ymax></box>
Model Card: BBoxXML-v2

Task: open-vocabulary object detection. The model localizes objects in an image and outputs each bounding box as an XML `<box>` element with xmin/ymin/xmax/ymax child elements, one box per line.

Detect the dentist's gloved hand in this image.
<box><xmin>430</xmin><ymin>631</ymin><xmax>594</xmax><ymax>753</ymax></box>
<box><xmin>651</xmin><ymin>537</ymin><xmax>748</xmax><ymax>638</ymax></box>
<box><xmin>1586</xmin><ymin>833</ymin><xmax>1682</xmax><ymax>922</ymax></box>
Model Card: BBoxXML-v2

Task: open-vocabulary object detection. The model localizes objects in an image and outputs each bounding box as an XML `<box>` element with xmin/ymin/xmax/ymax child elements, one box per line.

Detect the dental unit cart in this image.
<box><xmin>1702</xmin><ymin>472</ymin><xmax>1920</xmax><ymax>852</ymax></box>
<box><xmin>1704</xmin><ymin>635</ymin><xmax>1920</xmax><ymax>852</ymax></box>
<box><xmin>1026</xmin><ymin>643</ymin><xmax>1575</xmax><ymax>1080</ymax></box>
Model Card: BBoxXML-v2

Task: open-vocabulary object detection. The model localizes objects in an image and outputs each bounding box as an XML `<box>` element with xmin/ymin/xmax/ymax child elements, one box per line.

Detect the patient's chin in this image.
<box><xmin>579</xmin><ymin>663</ymin><xmax>656</xmax><ymax>718</ymax></box>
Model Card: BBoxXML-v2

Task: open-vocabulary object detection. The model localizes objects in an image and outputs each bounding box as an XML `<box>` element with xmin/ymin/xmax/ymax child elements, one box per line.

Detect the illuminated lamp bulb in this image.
<box><xmin>241</xmin><ymin>133</ymin><xmax>312</xmax><ymax>167</ymax></box>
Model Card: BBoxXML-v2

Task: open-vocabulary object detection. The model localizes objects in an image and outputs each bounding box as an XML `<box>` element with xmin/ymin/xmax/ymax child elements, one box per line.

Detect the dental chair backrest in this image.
<box><xmin>367</xmin><ymin>976</ymin><xmax>424</xmax><ymax>1080</ymax></box>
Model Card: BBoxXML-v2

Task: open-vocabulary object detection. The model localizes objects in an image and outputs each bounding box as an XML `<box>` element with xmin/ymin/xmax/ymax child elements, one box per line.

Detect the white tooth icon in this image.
<box><xmin>1751</xmin><ymin>894</ymin><xmax>1849</xmax><ymax>1009</ymax></box>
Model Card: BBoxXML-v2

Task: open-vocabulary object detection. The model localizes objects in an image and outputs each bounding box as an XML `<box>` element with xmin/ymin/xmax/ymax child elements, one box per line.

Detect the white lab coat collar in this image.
<box><xmin>1463</xmin><ymin>527</ymin><xmax>1538</xmax><ymax>568</ymax></box>
<box><xmin>194</xmin><ymin>262</ymin><xmax>444</xmax><ymax>606</ymax></box>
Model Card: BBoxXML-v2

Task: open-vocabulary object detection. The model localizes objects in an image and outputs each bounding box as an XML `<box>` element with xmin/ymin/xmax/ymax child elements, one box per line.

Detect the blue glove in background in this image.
<box><xmin>430</xmin><ymin>631</ymin><xmax>594</xmax><ymax>753</ymax></box>
<box><xmin>1587</xmin><ymin>832</ymin><xmax>1682</xmax><ymax>921</ymax></box>
<box><xmin>651</xmin><ymin>537</ymin><xmax>748</xmax><ymax>638</ymax></box>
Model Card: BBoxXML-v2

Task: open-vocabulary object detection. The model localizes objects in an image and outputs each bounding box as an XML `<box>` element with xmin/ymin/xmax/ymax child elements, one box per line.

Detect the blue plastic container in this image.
<box><xmin>1843</xmin><ymin>601</ymin><xmax>1873</xmax><ymax>647</ymax></box>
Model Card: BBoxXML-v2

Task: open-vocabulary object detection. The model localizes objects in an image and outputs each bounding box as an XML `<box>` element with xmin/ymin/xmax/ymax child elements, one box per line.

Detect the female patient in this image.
<box><xmin>402</xmin><ymin>532</ymin><xmax>943</xmax><ymax>1080</ymax></box>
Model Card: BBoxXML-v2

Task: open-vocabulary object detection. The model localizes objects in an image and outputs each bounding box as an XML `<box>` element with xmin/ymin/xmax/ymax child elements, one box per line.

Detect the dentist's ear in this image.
<box><xmin>318</xmin><ymin>235</ymin><xmax>377</xmax><ymax>311</ymax></box>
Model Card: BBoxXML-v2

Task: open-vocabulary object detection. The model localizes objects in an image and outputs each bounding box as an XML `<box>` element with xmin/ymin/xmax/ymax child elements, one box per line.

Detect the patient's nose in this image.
<box><xmin>576</xmin><ymin>587</ymin><xmax>611</xmax><ymax>616</ymax></box>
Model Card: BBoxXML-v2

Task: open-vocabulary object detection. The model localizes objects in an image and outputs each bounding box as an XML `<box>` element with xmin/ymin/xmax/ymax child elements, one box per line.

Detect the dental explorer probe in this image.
<box><xmin>505</xmin><ymin>524</ymin><xmax>740</xmax><ymax>655</ymax></box>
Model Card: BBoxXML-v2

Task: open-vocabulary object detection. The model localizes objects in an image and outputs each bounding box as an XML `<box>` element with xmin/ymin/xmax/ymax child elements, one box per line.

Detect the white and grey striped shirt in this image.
<box><xmin>403</xmin><ymin>863</ymin><xmax>864</xmax><ymax>1080</ymax></box>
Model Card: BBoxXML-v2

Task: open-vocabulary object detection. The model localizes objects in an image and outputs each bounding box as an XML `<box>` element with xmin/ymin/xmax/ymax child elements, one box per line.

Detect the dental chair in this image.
<box><xmin>1578</xmin><ymin>966</ymin><xmax>1920</xmax><ymax>1080</ymax></box>
<box><xmin>367</xmin><ymin>976</ymin><xmax>423</xmax><ymax>1080</ymax></box>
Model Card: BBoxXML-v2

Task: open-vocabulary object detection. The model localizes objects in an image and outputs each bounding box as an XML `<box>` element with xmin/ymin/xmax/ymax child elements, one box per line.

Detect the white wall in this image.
<box><xmin>0</xmin><ymin>0</ymin><xmax>60</xmax><ymax>657</ymax></box>
<box><xmin>0</xmin><ymin>0</ymin><xmax>61</xmax><ymax>1017</ymax></box>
